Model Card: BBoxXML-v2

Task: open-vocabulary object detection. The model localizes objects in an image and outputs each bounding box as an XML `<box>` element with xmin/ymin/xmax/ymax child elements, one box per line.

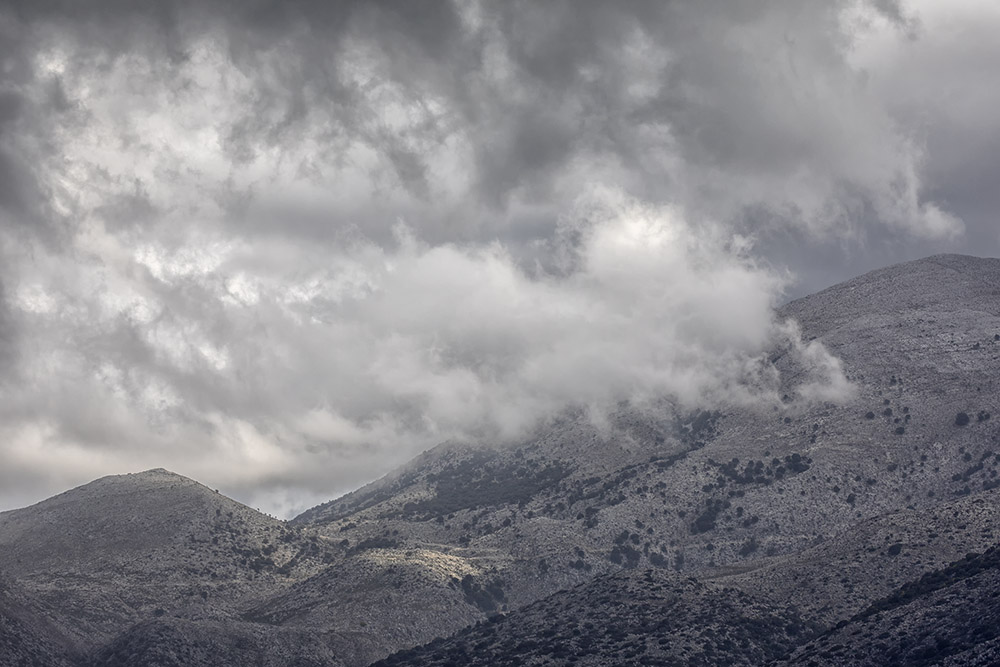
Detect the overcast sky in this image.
<box><xmin>1</xmin><ymin>0</ymin><xmax>998</xmax><ymax>517</ymax></box>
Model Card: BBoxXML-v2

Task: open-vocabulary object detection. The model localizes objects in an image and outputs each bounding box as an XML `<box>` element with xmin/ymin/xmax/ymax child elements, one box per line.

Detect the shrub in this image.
<box><xmin>955</xmin><ymin>412</ymin><xmax>971</xmax><ymax>426</ymax></box>
<box><xmin>691</xmin><ymin>499</ymin><xmax>728</xmax><ymax>534</ymax></box>
<box><xmin>460</xmin><ymin>574</ymin><xmax>506</xmax><ymax>613</ymax></box>
<box><xmin>739</xmin><ymin>538</ymin><xmax>759</xmax><ymax>556</ymax></box>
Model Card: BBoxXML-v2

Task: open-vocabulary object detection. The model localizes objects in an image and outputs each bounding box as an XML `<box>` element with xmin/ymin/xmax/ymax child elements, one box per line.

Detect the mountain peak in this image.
<box><xmin>781</xmin><ymin>253</ymin><xmax>1000</xmax><ymax>333</ymax></box>
<box><xmin>137</xmin><ymin>467</ymin><xmax>177</xmax><ymax>475</ymax></box>
<box><xmin>57</xmin><ymin>468</ymin><xmax>204</xmax><ymax>500</ymax></box>
<box><xmin>127</xmin><ymin>468</ymin><xmax>192</xmax><ymax>482</ymax></box>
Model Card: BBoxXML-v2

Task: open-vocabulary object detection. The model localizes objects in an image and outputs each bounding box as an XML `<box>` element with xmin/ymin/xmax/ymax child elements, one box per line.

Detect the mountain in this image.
<box><xmin>371</xmin><ymin>487</ymin><xmax>1000</xmax><ymax>666</ymax></box>
<box><xmin>0</xmin><ymin>574</ymin><xmax>76</xmax><ymax>667</ymax></box>
<box><xmin>286</xmin><ymin>255</ymin><xmax>1000</xmax><ymax>653</ymax></box>
<box><xmin>781</xmin><ymin>542</ymin><xmax>1000</xmax><ymax>666</ymax></box>
<box><xmin>2</xmin><ymin>253</ymin><xmax>1000</xmax><ymax>666</ymax></box>
<box><xmin>372</xmin><ymin>568</ymin><xmax>819</xmax><ymax>667</ymax></box>
<box><xmin>0</xmin><ymin>468</ymin><xmax>340</xmax><ymax>652</ymax></box>
<box><xmin>87</xmin><ymin>618</ymin><xmax>345</xmax><ymax>667</ymax></box>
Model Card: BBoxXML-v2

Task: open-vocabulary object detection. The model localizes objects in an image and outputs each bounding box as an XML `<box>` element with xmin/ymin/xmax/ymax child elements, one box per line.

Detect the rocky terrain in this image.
<box><xmin>373</xmin><ymin>487</ymin><xmax>1000</xmax><ymax>666</ymax></box>
<box><xmin>0</xmin><ymin>574</ymin><xmax>76</xmax><ymax>666</ymax></box>
<box><xmin>373</xmin><ymin>569</ymin><xmax>818</xmax><ymax>666</ymax></box>
<box><xmin>782</xmin><ymin>542</ymin><xmax>1000</xmax><ymax>666</ymax></box>
<box><xmin>0</xmin><ymin>468</ymin><xmax>341</xmax><ymax>653</ymax></box>
<box><xmin>2</xmin><ymin>253</ymin><xmax>1000</xmax><ymax>665</ymax></box>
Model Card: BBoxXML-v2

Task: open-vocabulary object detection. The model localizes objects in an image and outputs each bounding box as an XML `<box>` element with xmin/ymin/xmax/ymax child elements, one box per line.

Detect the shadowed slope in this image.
<box><xmin>0</xmin><ymin>574</ymin><xmax>76</xmax><ymax>667</ymax></box>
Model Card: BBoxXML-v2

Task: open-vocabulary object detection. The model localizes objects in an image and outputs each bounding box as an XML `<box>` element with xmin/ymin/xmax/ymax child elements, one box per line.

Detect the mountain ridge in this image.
<box><xmin>3</xmin><ymin>253</ymin><xmax>1000</xmax><ymax>666</ymax></box>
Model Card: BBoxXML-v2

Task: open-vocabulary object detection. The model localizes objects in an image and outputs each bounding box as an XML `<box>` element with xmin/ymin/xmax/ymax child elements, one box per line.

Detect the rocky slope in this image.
<box><xmin>0</xmin><ymin>468</ymin><xmax>340</xmax><ymax>651</ymax></box>
<box><xmin>2</xmin><ymin>253</ymin><xmax>1000</xmax><ymax>665</ymax></box>
<box><xmin>373</xmin><ymin>568</ymin><xmax>818</xmax><ymax>667</ymax></box>
<box><xmin>87</xmin><ymin>618</ymin><xmax>345</xmax><ymax>667</ymax></box>
<box><xmin>282</xmin><ymin>255</ymin><xmax>1000</xmax><ymax>660</ymax></box>
<box><xmin>781</xmin><ymin>543</ymin><xmax>1000</xmax><ymax>666</ymax></box>
<box><xmin>372</xmin><ymin>486</ymin><xmax>1000</xmax><ymax>666</ymax></box>
<box><xmin>0</xmin><ymin>574</ymin><xmax>76</xmax><ymax>667</ymax></box>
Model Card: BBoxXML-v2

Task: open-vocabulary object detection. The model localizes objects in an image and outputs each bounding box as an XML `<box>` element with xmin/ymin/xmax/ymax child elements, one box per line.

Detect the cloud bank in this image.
<box><xmin>0</xmin><ymin>0</ymin><xmax>992</xmax><ymax>515</ymax></box>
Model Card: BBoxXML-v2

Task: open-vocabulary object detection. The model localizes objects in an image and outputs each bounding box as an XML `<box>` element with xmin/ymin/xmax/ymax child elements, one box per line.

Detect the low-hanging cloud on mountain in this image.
<box><xmin>0</xmin><ymin>0</ymin><xmax>995</xmax><ymax>515</ymax></box>
<box><xmin>0</xmin><ymin>185</ymin><xmax>851</xmax><ymax>516</ymax></box>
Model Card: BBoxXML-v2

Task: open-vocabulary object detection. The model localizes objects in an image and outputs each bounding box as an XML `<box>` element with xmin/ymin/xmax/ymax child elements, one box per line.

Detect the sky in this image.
<box><xmin>0</xmin><ymin>0</ymin><xmax>998</xmax><ymax>517</ymax></box>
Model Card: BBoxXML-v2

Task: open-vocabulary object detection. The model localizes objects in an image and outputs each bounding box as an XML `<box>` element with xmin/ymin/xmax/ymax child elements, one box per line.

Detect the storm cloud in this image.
<box><xmin>0</xmin><ymin>0</ymin><xmax>995</xmax><ymax>515</ymax></box>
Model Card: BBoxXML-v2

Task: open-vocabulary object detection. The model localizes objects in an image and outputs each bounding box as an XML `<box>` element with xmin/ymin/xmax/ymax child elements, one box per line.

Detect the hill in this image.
<box><xmin>373</xmin><ymin>568</ymin><xmax>817</xmax><ymax>666</ymax></box>
<box><xmin>282</xmin><ymin>255</ymin><xmax>1000</xmax><ymax>659</ymax></box>
<box><xmin>3</xmin><ymin>254</ymin><xmax>1000</xmax><ymax>665</ymax></box>
<box><xmin>0</xmin><ymin>574</ymin><xmax>76</xmax><ymax>667</ymax></box>
<box><xmin>371</xmin><ymin>487</ymin><xmax>1000</xmax><ymax>666</ymax></box>
<box><xmin>0</xmin><ymin>468</ymin><xmax>339</xmax><ymax>650</ymax></box>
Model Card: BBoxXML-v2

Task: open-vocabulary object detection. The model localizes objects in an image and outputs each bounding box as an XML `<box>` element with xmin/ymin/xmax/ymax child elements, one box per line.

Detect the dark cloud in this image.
<box><xmin>0</xmin><ymin>90</ymin><xmax>39</xmax><ymax>230</ymax></box>
<box><xmin>0</xmin><ymin>0</ymin><xmax>995</xmax><ymax>515</ymax></box>
<box><xmin>0</xmin><ymin>278</ymin><xmax>15</xmax><ymax>369</ymax></box>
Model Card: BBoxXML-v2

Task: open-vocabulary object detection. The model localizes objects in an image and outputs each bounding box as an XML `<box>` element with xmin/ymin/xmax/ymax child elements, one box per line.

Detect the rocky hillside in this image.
<box><xmin>2</xmin><ymin>254</ymin><xmax>1000</xmax><ymax>666</ymax></box>
<box><xmin>0</xmin><ymin>574</ymin><xmax>76</xmax><ymax>667</ymax></box>
<box><xmin>373</xmin><ymin>568</ymin><xmax>818</xmax><ymax>667</ymax></box>
<box><xmin>372</xmin><ymin>486</ymin><xmax>1000</xmax><ymax>666</ymax></box>
<box><xmin>782</xmin><ymin>543</ymin><xmax>1000</xmax><ymax>666</ymax></box>
<box><xmin>86</xmin><ymin>618</ymin><xmax>345</xmax><ymax>667</ymax></box>
<box><xmin>0</xmin><ymin>468</ymin><xmax>340</xmax><ymax>651</ymax></box>
<box><xmin>283</xmin><ymin>255</ymin><xmax>1000</xmax><ymax>659</ymax></box>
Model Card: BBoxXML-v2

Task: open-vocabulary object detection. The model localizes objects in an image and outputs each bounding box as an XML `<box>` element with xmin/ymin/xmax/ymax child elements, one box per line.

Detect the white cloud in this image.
<box><xmin>0</xmin><ymin>0</ymin><xmax>986</xmax><ymax>515</ymax></box>
<box><xmin>0</xmin><ymin>187</ymin><xmax>852</xmax><ymax>514</ymax></box>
